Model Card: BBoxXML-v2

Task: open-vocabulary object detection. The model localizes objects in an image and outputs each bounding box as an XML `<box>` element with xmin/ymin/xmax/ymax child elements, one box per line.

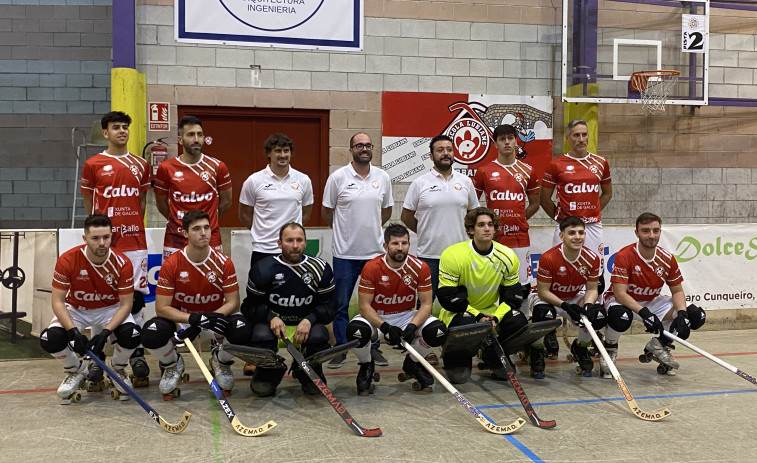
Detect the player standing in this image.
<box><xmin>603</xmin><ymin>212</ymin><xmax>706</xmax><ymax>376</ymax></box>
<box><xmin>240</xmin><ymin>223</ymin><xmax>336</xmax><ymax>397</ymax></box>
<box><xmin>40</xmin><ymin>214</ymin><xmax>142</xmax><ymax>404</ymax></box>
<box><xmin>154</xmin><ymin>115</ymin><xmax>232</xmax><ymax>258</ymax></box>
<box><xmin>140</xmin><ymin>210</ymin><xmax>247</xmax><ymax>398</ymax></box>
<box><xmin>80</xmin><ymin>111</ymin><xmax>152</xmax><ymax>384</ymax></box>
<box><xmin>346</xmin><ymin>224</ymin><xmax>448</xmax><ymax>395</ymax></box>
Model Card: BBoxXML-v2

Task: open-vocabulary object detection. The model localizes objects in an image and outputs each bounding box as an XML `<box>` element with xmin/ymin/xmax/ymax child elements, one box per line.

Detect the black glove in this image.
<box><xmin>177</xmin><ymin>325</ymin><xmax>202</xmax><ymax>341</ymax></box>
<box><xmin>381</xmin><ymin>322</ymin><xmax>403</xmax><ymax>346</ymax></box>
<box><xmin>86</xmin><ymin>329</ymin><xmax>112</xmax><ymax>357</ymax></box>
<box><xmin>67</xmin><ymin>327</ymin><xmax>89</xmax><ymax>356</ymax></box>
<box><xmin>401</xmin><ymin>323</ymin><xmax>417</xmax><ymax>344</ymax></box>
<box><xmin>638</xmin><ymin>307</ymin><xmax>663</xmax><ymax>334</ymax></box>
<box><xmin>207</xmin><ymin>316</ymin><xmax>229</xmax><ymax>336</ymax></box>
<box><xmin>560</xmin><ymin>302</ymin><xmax>584</xmax><ymax>323</ymax></box>
<box><xmin>188</xmin><ymin>312</ymin><xmax>223</xmax><ymax>331</ymax></box>
<box><xmin>669</xmin><ymin>310</ymin><xmax>691</xmax><ymax>339</ymax></box>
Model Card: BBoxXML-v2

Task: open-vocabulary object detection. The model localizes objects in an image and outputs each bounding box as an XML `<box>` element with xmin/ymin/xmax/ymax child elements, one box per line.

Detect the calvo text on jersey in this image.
<box><xmin>172</xmin><ymin>191</ymin><xmax>214</xmax><ymax>203</ymax></box>
<box><xmin>103</xmin><ymin>185</ymin><xmax>140</xmax><ymax>198</ymax></box>
<box><xmin>564</xmin><ymin>182</ymin><xmax>599</xmax><ymax>194</ymax></box>
<box><xmin>176</xmin><ymin>292</ymin><xmax>222</xmax><ymax>304</ymax></box>
<box><xmin>270</xmin><ymin>293</ymin><xmax>313</xmax><ymax>307</ymax></box>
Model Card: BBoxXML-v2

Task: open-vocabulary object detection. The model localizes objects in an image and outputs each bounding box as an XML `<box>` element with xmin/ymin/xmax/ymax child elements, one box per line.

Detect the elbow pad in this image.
<box><xmin>437</xmin><ymin>285</ymin><xmax>469</xmax><ymax>313</ymax></box>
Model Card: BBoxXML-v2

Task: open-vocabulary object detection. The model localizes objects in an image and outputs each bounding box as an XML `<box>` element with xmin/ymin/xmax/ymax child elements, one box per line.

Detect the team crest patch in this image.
<box><xmin>105</xmin><ymin>274</ymin><xmax>114</xmax><ymax>285</ymax></box>
<box><xmin>402</xmin><ymin>274</ymin><xmax>412</xmax><ymax>285</ymax></box>
<box><xmin>201</xmin><ymin>171</ymin><xmax>210</xmax><ymax>181</ymax></box>
<box><xmin>372</xmin><ymin>181</ymin><xmax>379</xmax><ymax>189</ymax></box>
<box><xmin>655</xmin><ymin>267</ymin><xmax>664</xmax><ymax>277</ymax></box>
<box><xmin>130</xmin><ymin>165</ymin><xmax>139</xmax><ymax>176</ymax></box>
<box><xmin>578</xmin><ymin>266</ymin><xmax>587</xmax><ymax>276</ymax></box>
<box><xmin>291</xmin><ymin>182</ymin><xmax>300</xmax><ymax>190</ymax></box>
<box><xmin>207</xmin><ymin>271</ymin><xmax>217</xmax><ymax>283</ymax></box>
<box><xmin>589</xmin><ymin>165</ymin><xmax>598</xmax><ymax>173</ymax></box>
<box><xmin>454</xmin><ymin>183</ymin><xmax>462</xmax><ymax>190</ymax></box>
<box><xmin>515</xmin><ymin>173</ymin><xmax>523</xmax><ymax>182</ymax></box>
<box><xmin>302</xmin><ymin>272</ymin><xmax>313</xmax><ymax>284</ymax></box>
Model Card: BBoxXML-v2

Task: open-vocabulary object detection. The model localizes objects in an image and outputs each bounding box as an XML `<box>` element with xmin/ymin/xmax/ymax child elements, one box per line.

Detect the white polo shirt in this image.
<box><xmin>322</xmin><ymin>163</ymin><xmax>393</xmax><ymax>259</ymax></box>
<box><xmin>239</xmin><ymin>165</ymin><xmax>314</xmax><ymax>253</ymax></box>
<box><xmin>403</xmin><ymin>169</ymin><xmax>479</xmax><ymax>259</ymax></box>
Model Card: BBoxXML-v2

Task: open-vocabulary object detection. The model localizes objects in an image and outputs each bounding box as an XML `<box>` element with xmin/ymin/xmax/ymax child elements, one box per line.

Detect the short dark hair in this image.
<box><xmin>464</xmin><ymin>207</ymin><xmax>499</xmax><ymax>237</ymax></box>
<box><xmin>492</xmin><ymin>124</ymin><xmax>517</xmax><ymax>141</ymax></box>
<box><xmin>182</xmin><ymin>210</ymin><xmax>210</xmax><ymax>231</ymax></box>
<box><xmin>429</xmin><ymin>134</ymin><xmax>453</xmax><ymax>153</ymax></box>
<box><xmin>264</xmin><ymin>133</ymin><xmax>294</xmax><ymax>156</ymax></box>
<box><xmin>178</xmin><ymin>115</ymin><xmax>202</xmax><ymax>134</ymax></box>
<box><xmin>101</xmin><ymin>111</ymin><xmax>131</xmax><ymax>130</ymax></box>
<box><xmin>349</xmin><ymin>132</ymin><xmax>370</xmax><ymax>147</ymax></box>
<box><xmin>84</xmin><ymin>213</ymin><xmax>112</xmax><ymax>233</ymax></box>
<box><xmin>566</xmin><ymin>119</ymin><xmax>588</xmax><ymax>133</ymax></box>
<box><xmin>383</xmin><ymin>223</ymin><xmax>409</xmax><ymax>243</ymax></box>
<box><xmin>559</xmin><ymin>216</ymin><xmax>585</xmax><ymax>232</ymax></box>
<box><xmin>279</xmin><ymin>222</ymin><xmax>306</xmax><ymax>241</ymax></box>
<box><xmin>636</xmin><ymin>212</ymin><xmax>662</xmax><ymax>229</ymax></box>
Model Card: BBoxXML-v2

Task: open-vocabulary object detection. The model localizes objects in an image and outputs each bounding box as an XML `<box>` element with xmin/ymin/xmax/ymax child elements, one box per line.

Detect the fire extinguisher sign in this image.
<box><xmin>148</xmin><ymin>102</ymin><xmax>170</xmax><ymax>131</ymax></box>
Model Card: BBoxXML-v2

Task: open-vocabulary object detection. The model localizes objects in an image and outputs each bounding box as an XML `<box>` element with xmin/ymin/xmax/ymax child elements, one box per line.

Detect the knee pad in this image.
<box><xmin>346</xmin><ymin>320</ymin><xmax>372</xmax><ymax>348</ymax></box>
<box><xmin>497</xmin><ymin>311</ymin><xmax>528</xmax><ymax>340</ymax></box>
<box><xmin>131</xmin><ymin>291</ymin><xmax>145</xmax><ymax>315</ymax></box>
<box><xmin>304</xmin><ymin>323</ymin><xmax>330</xmax><ymax>352</ymax></box>
<box><xmin>448</xmin><ymin>311</ymin><xmax>477</xmax><ymax>328</ymax></box>
<box><xmin>40</xmin><ymin>326</ymin><xmax>68</xmax><ymax>353</ymax></box>
<box><xmin>250</xmin><ymin>365</ymin><xmax>287</xmax><ymax>397</ymax></box>
<box><xmin>223</xmin><ymin>313</ymin><xmax>251</xmax><ymax>345</ymax></box>
<box><xmin>531</xmin><ymin>303</ymin><xmax>556</xmax><ymax>323</ymax></box>
<box><xmin>140</xmin><ymin>317</ymin><xmax>175</xmax><ymax>349</ymax></box>
<box><xmin>586</xmin><ymin>303</ymin><xmax>608</xmax><ymax>330</ymax></box>
<box><xmin>421</xmin><ymin>320</ymin><xmax>448</xmax><ymax>347</ymax></box>
<box><xmin>114</xmin><ymin>322</ymin><xmax>141</xmax><ymax>349</ymax></box>
<box><xmin>687</xmin><ymin>304</ymin><xmax>706</xmax><ymax>330</ymax></box>
<box><xmin>669</xmin><ymin>311</ymin><xmax>691</xmax><ymax>340</ymax></box>
<box><xmin>250</xmin><ymin>322</ymin><xmax>277</xmax><ymax>350</ymax></box>
<box><xmin>607</xmin><ymin>305</ymin><xmax>633</xmax><ymax>332</ymax></box>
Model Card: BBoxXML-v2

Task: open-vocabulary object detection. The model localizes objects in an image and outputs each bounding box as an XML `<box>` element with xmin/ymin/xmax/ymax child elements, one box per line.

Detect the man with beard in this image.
<box><xmin>240</xmin><ymin>223</ymin><xmax>337</xmax><ymax>396</ymax></box>
<box><xmin>321</xmin><ymin>132</ymin><xmax>393</xmax><ymax>368</ymax></box>
<box><xmin>603</xmin><ymin>212</ymin><xmax>706</xmax><ymax>376</ymax></box>
<box><xmin>154</xmin><ymin>115</ymin><xmax>232</xmax><ymax>259</ymax></box>
<box><xmin>346</xmin><ymin>224</ymin><xmax>447</xmax><ymax>395</ymax></box>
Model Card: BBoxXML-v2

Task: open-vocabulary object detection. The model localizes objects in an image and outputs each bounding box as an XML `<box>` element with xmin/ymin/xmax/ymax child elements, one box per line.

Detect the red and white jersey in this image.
<box><xmin>80</xmin><ymin>152</ymin><xmax>150</xmax><ymax>251</ymax></box>
<box><xmin>156</xmin><ymin>247</ymin><xmax>238</xmax><ymax>313</ymax></box>
<box><xmin>358</xmin><ymin>254</ymin><xmax>431</xmax><ymax>315</ymax></box>
<box><xmin>537</xmin><ymin>244</ymin><xmax>600</xmax><ymax>301</ymax></box>
<box><xmin>52</xmin><ymin>245</ymin><xmax>134</xmax><ymax>311</ymax></box>
<box><xmin>153</xmin><ymin>154</ymin><xmax>232</xmax><ymax>250</ymax></box>
<box><xmin>542</xmin><ymin>153</ymin><xmax>611</xmax><ymax>223</ymax></box>
<box><xmin>609</xmin><ymin>243</ymin><xmax>683</xmax><ymax>303</ymax></box>
<box><xmin>472</xmin><ymin>160</ymin><xmax>540</xmax><ymax>247</ymax></box>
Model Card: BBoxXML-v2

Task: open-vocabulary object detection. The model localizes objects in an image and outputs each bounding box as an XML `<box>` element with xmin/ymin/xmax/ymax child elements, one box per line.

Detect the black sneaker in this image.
<box><xmin>371</xmin><ymin>347</ymin><xmax>389</xmax><ymax>366</ymax></box>
<box><xmin>327</xmin><ymin>351</ymin><xmax>347</xmax><ymax>369</ymax></box>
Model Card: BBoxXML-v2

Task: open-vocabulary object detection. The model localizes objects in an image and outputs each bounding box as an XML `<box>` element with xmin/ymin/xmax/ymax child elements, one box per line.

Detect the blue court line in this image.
<box><xmin>477</xmin><ymin>388</ymin><xmax>757</xmax><ymax>462</ymax></box>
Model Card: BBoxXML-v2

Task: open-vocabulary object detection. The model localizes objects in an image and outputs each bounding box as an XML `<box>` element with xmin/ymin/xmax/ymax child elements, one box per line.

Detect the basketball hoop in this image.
<box><xmin>630</xmin><ymin>70</ymin><xmax>680</xmax><ymax>115</ymax></box>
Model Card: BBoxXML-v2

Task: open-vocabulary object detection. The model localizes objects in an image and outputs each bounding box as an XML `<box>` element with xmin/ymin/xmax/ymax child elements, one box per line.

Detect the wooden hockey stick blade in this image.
<box><xmin>488</xmin><ymin>334</ymin><xmax>556</xmax><ymax>428</ymax></box>
<box><xmin>663</xmin><ymin>330</ymin><xmax>757</xmax><ymax>387</ymax></box>
<box><xmin>580</xmin><ymin>317</ymin><xmax>671</xmax><ymax>421</ymax></box>
<box><xmin>284</xmin><ymin>338</ymin><xmax>382</xmax><ymax>437</ymax></box>
<box><xmin>402</xmin><ymin>341</ymin><xmax>526</xmax><ymax>434</ymax></box>
<box><xmin>184</xmin><ymin>340</ymin><xmax>277</xmax><ymax>436</ymax></box>
<box><xmin>86</xmin><ymin>350</ymin><xmax>192</xmax><ymax>434</ymax></box>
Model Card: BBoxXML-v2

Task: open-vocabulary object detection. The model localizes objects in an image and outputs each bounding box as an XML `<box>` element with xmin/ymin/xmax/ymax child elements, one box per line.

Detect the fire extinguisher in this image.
<box><xmin>143</xmin><ymin>137</ymin><xmax>169</xmax><ymax>177</ymax></box>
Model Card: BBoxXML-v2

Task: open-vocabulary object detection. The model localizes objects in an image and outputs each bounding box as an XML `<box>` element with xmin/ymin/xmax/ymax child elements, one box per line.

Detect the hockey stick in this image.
<box><xmin>402</xmin><ymin>341</ymin><xmax>526</xmax><ymax>435</ymax></box>
<box><xmin>487</xmin><ymin>334</ymin><xmax>556</xmax><ymax>428</ymax></box>
<box><xmin>662</xmin><ymin>329</ymin><xmax>757</xmax><ymax>387</ymax></box>
<box><xmin>283</xmin><ymin>338</ymin><xmax>382</xmax><ymax>437</ymax></box>
<box><xmin>86</xmin><ymin>350</ymin><xmax>191</xmax><ymax>434</ymax></box>
<box><xmin>579</xmin><ymin>317</ymin><xmax>671</xmax><ymax>421</ymax></box>
<box><xmin>185</xmin><ymin>340</ymin><xmax>277</xmax><ymax>436</ymax></box>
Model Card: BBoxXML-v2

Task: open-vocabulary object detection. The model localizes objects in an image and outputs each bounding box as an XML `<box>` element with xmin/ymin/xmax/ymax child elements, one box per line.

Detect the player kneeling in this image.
<box><xmin>141</xmin><ymin>210</ymin><xmax>248</xmax><ymax>399</ymax></box>
<box><xmin>346</xmin><ymin>224</ymin><xmax>447</xmax><ymax>395</ymax></box>
<box><xmin>40</xmin><ymin>214</ymin><xmax>142</xmax><ymax>404</ymax></box>
<box><xmin>603</xmin><ymin>212</ymin><xmax>706</xmax><ymax>376</ymax></box>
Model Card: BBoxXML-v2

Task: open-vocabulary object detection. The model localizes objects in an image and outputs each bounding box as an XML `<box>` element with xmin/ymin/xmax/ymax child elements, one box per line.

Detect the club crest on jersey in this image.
<box><xmin>589</xmin><ymin>165</ymin><xmax>598</xmax><ymax>174</ymax></box>
<box><xmin>402</xmin><ymin>274</ymin><xmax>412</xmax><ymax>285</ymax></box>
<box><xmin>130</xmin><ymin>165</ymin><xmax>139</xmax><ymax>176</ymax></box>
<box><xmin>655</xmin><ymin>267</ymin><xmax>664</xmax><ymax>277</ymax></box>
<box><xmin>207</xmin><ymin>271</ymin><xmax>217</xmax><ymax>283</ymax></box>
<box><xmin>302</xmin><ymin>272</ymin><xmax>313</xmax><ymax>284</ymax></box>
<box><xmin>290</xmin><ymin>182</ymin><xmax>300</xmax><ymax>190</ymax></box>
<box><xmin>578</xmin><ymin>266</ymin><xmax>587</xmax><ymax>276</ymax></box>
<box><xmin>454</xmin><ymin>183</ymin><xmax>462</xmax><ymax>190</ymax></box>
<box><xmin>201</xmin><ymin>171</ymin><xmax>210</xmax><ymax>181</ymax></box>
<box><xmin>105</xmin><ymin>274</ymin><xmax>114</xmax><ymax>285</ymax></box>
<box><xmin>514</xmin><ymin>173</ymin><xmax>523</xmax><ymax>182</ymax></box>
<box><xmin>371</xmin><ymin>181</ymin><xmax>379</xmax><ymax>189</ymax></box>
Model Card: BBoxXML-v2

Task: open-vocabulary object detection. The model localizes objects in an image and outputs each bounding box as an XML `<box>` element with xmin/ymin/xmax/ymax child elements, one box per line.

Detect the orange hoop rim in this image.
<box><xmin>630</xmin><ymin>70</ymin><xmax>680</xmax><ymax>92</ymax></box>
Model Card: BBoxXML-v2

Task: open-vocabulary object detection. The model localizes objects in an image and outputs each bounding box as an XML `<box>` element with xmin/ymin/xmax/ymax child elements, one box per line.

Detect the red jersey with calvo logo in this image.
<box><xmin>52</xmin><ymin>245</ymin><xmax>134</xmax><ymax>310</ymax></box>
<box><xmin>156</xmin><ymin>247</ymin><xmax>238</xmax><ymax>313</ymax></box>
<box><xmin>358</xmin><ymin>253</ymin><xmax>431</xmax><ymax>315</ymax></box>
<box><xmin>609</xmin><ymin>243</ymin><xmax>683</xmax><ymax>303</ymax></box>
<box><xmin>80</xmin><ymin>152</ymin><xmax>150</xmax><ymax>251</ymax></box>
<box><xmin>472</xmin><ymin>160</ymin><xmax>540</xmax><ymax>247</ymax></box>
<box><xmin>154</xmin><ymin>154</ymin><xmax>231</xmax><ymax>249</ymax></box>
<box><xmin>536</xmin><ymin>244</ymin><xmax>600</xmax><ymax>300</ymax></box>
<box><xmin>542</xmin><ymin>153</ymin><xmax>611</xmax><ymax>223</ymax></box>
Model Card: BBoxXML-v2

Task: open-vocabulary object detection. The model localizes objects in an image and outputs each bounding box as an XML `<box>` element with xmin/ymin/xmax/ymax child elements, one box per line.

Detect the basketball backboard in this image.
<box><xmin>562</xmin><ymin>0</ymin><xmax>709</xmax><ymax>106</ymax></box>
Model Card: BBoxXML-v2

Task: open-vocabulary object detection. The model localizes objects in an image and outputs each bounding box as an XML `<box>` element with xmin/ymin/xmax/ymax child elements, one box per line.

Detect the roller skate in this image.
<box><xmin>528</xmin><ymin>345</ymin><xmax>546</xmax><ymax>379</ymax></box>
<box><xmin>356</xmin><ymin>360</ymin><xmax>380</xmax><ymax>396</ymax></box>
<box><xmin>85</xmin><ymin>354</ymin><xmax>109</xmax><ymax>392</ymax></box>
<box><xmin>544</xmin><ymin>330</ymin><xmax>559</xmax><ymax>360</ymax></box>
<box><xmin>129</xmin><ymin>347</ymin><xmax>150</xmax><ymax>388</ymax></box>
<box><xmin>58</xmin><ymin>361</ymin><xmax>88</xmax><ymax>405</ymax></box>
<box><xmin>589</xmin><ymin>331</ymin><xmax>605</xmax><ymax>358</ymax></box>
<box><xmin>569</xmin><ymin>339</ymin><xmax>594</xmax><ymax>377</ymax></box>
<box><xmin>639</xmin><ymin>337</ymin><xmax>679</xmax><ymax>376</ymax></box>
<box><xmin>599</xmin><ymin>341</ymin><xmax>618</xmax><ymax>379</ymax></box>
<box><xmin>209</xmin><ymin>347</ymin><xmax>234</xmax><ymax>397</ymax></box>
<box><xmin>107</xmin><ymin>360</ymin><xmax>132</xmax><ymax>401</ymax></box>
<box><xmin>398</xmin><ymin>354</ymin><xmax>433</xmax><ymax>392</ymax></box>
<box><xmin>159</xmin><ymin>354</ymin><xmax>188</xmax><ymax>401</ymax></box>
